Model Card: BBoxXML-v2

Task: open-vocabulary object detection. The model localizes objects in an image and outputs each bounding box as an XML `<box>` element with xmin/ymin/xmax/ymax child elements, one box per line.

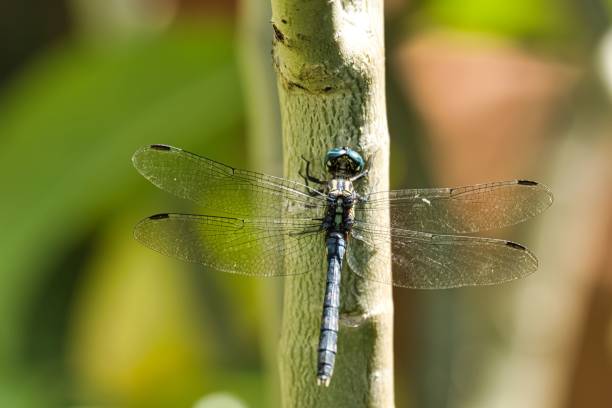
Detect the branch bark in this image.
<box><xmin>270</xmin><ymin>1</ymin><xmax>395</xmax><ymax>406</ymax></box>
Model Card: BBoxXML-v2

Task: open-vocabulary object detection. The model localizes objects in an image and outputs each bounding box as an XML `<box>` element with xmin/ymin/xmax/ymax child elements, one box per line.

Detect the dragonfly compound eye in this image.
<box><xmin>345</xmin><ymin>148</ymin><xmax>365</xmax><ymax>173</ymax></box>
<box><xmin>325</xmin><ymin>147</ymin><xmax>365</xmax><ymax>174</ymax></box>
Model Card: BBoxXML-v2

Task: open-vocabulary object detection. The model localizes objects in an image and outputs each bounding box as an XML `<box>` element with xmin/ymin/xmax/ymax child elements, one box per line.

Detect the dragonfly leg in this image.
<box><xmin>350</xmin><ymin>151</ymin><xmax>373</xmax><ymax>182</ymax></box>
<box><xmin>299</xmin><ymin>155</ymin><xmax>325</xmax><ymax>186</ymax></box>
<box><xmin>350</xmin><ymin>169</ymin><xmax>369</xmax><ymax>182</ymax></box>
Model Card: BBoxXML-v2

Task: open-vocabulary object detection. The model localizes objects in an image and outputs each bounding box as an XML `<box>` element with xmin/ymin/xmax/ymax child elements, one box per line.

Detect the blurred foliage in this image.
<box><xmin>2</xmin><ymin>0</ymin><xmax>611</xmax><ymax>407</ymax></box>
<box><xmin>0</xmin><ymin>1</ymin><xmax>69</xmax><ymax>82</ymax></box>
<box><xmin>0</xmin><ymin>20</ymin><xmax>271</xmax><ymax>407</ymax></box>
<box><xmin>411</xmin><ymin>0</ymin><xmax>603</xmax><ymax>51</ymax></box>
<box><xmin>194</xmin><ymin>393</ymin><xmax>248</xmax><ymax>408</ymax></box>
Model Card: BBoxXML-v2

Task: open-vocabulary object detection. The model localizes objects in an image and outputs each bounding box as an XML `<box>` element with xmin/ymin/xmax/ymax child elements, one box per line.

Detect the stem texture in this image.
<box><xmin>271</xmin><ymin>0</ymin><xmax>394</xmax><ymax>406</ymax></box>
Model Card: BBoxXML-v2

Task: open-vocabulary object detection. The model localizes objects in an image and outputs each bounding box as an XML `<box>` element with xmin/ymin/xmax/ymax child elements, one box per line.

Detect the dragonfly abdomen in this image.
<box><xmin>317</xmin><ymin>231</ymin><xmax>345</xmax><ymax>386</ymax></box>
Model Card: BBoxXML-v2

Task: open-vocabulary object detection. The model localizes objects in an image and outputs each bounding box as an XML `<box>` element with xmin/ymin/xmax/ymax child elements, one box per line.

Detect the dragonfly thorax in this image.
<box><xmin>324</xmin><ymin>178</ymin><xmax>357</xmax><ymax>233</ymax></box>
<box><xmin>327</xmin><ymin>178</ymin><xmax>355</xmax><ymax>199</ymax></box>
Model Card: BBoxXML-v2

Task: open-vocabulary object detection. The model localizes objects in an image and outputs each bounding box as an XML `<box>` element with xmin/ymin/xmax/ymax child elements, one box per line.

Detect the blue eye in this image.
<box><xmin>345</xmin><ymin>149</ymin><xmax>365</xmax><ymax>172</ymax></box>
<box><xmin>324</xmin><ymin>147</ymin><xmax>346</xmax><ymax>164</ymax></box>
<box><xmin>324</xmin><ymin>146</ymin><xmax>365</xmax><ymax>173</ymax></box>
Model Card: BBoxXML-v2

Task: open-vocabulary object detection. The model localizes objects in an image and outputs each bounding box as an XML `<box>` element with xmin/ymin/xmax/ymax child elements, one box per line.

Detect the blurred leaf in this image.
<box><xmin>194</xmin><ymin>393</ymin><xmax>248</xmax><ymax>408</ymax></box>
<box><xmin>416</xmin><ymin>0</ymin><xmax>580</xmax><ymax>44</ymax></box>
<box><xmin>0</xmin><ymin>21</ymin><xmax>243</xmax><ymax>404</ymax></box>
<box><xmin>69</xmin><ymin>214</ymin><xmax>214</xmax><ymax>407</ymax></box>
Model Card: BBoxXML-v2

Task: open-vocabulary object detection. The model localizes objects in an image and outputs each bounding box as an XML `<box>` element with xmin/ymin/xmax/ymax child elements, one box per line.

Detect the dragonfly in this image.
<box><xmin>132</xmin><ymin>144</ymin><xmax>553</xmax><ymax>387</ymax></box>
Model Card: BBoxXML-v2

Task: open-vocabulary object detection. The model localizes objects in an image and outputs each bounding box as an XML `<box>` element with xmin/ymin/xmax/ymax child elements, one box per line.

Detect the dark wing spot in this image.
<box><xmin>149</xmin><ymin>213</ymin><xmax>170</xmax><ymax>220</ymax></box>
<box><xmin>506</xmin><ymin>241</ymin><xmax>526</xmax><ymax>250</ymax></box>
<box><xmin>150</xmin><ymin>144</ymin><xmax>171</xmax><ymax>151</ymax></box>
<box><xmin>281</xmin><ymin>19</ymin><xmax>287</xmax><ymax>24</ymax></box>
<box><xmin>517</xmin><ymin>180</ymin><xmax>538</xmax><ymax>186</ymax></box>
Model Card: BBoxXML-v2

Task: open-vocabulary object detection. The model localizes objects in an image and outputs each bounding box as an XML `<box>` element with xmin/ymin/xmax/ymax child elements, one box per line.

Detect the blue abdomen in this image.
<box><xmin>317</xmin><ymin>231</ymin><xmax>346</xmax><ymax>386</ymax></box>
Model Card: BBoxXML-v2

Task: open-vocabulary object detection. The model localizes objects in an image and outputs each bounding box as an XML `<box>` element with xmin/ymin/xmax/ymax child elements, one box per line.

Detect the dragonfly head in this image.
<box><xmin>325</xmin><ymin>146</ymin><xmax>365</xmax><ymax>175</ymax></box>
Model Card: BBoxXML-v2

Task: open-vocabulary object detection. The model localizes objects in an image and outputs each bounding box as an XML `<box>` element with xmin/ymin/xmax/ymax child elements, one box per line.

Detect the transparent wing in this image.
<box><xmin>134</xmin><ymin>213</ymin><xmax>324</xmax><ymax>276</ymax></box>
<box><xmin>132</xmin><ymin>145</ymin><xmax>327</xmax><ymax>218</ymax></box>
<box><xmin>347</xmin><ymin>224</ymin><xmax>537</xmax><ymax>289</ymax></box>
<box><xmin>355</xmin><ymin>180</ymin><xmax>553</xmax><ymax>234</ymax></box>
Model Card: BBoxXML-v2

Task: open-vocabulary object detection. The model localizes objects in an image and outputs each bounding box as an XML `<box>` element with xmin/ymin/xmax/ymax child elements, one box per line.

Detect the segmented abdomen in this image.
<box><xmin>317</xmin><ymin>231</ymin><xmax>345</xmax><ymax>386</ymax></box>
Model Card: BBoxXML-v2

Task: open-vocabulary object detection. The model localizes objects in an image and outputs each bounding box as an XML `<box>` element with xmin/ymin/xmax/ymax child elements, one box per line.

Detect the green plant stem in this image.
<box><xmin>270</xmin><ymin>0</ymin><xmax>395</xmax><ymax>406</ymax></box>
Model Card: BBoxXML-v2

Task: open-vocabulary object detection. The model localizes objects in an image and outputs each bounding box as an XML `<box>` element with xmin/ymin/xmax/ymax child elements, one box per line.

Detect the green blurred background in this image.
<box><xmin>2</xmin><ymin>0</ymin><xmax>612</xmax><ymax>407</ymax></box>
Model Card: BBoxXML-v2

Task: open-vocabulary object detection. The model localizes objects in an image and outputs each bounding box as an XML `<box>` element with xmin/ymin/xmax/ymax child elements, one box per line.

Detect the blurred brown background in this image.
<box><xmin>1</xmin><ymin>0</ymin><xmax>611</xmax><ymax>407</ymax></box>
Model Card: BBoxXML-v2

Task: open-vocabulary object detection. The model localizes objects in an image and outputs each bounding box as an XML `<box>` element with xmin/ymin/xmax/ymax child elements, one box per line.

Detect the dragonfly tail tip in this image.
<box><xmin>316</xmin><ymin>376</ymin><xmax>331</xmax><ymax>387</ymax></box>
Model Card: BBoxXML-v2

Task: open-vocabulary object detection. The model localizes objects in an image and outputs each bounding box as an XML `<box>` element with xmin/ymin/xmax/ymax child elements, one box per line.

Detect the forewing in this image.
<box><xmin>134</xmin><ymin>213</ymin><xmax>323</xmax><ymax>276</ymax></box>
<box><xmin>132</xmin><ymin>145</ymin><xmax>326</xmax><ymax>218</ymax></box>
<box><xmin>347</xmin><ymin>224</ymin><xmax>537</xmax><ymax>289</ymax></box>
<box><xmin>355</xmin><ymin>180</ymin><xmax>553</xmax><ymax>234</ymax></box>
